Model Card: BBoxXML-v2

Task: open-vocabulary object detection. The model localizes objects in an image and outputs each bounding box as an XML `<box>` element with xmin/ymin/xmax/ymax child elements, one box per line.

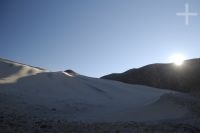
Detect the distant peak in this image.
<box><xmin>64</xmin><ymin>69</ymin><xmax>78</xmax><ymax>76</ymax></box>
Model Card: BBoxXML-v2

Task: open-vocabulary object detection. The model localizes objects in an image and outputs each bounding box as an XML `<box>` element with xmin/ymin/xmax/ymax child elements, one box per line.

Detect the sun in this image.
<box><xmin>169</xmin><ymin>54</ymin><xmax>186</xmax><ymax>66</ymax></box>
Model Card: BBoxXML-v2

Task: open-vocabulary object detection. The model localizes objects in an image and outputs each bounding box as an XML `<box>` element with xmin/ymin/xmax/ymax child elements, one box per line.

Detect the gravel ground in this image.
<box><xmin>0</xmin><ymin>113</ymin><xmax>200</xmax><ymax>133</ymax></box>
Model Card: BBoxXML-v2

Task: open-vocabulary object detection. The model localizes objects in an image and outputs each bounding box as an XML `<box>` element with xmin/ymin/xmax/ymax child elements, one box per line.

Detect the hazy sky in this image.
<box><xmin>1</xmin><ymin>0</ymin><xmax>200</xmax><ymax>77</ymax></box>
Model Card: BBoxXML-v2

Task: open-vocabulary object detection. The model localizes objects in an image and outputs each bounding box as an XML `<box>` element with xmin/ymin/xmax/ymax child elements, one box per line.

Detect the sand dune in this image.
<box><xmin>0</xmin><ymin>58</ymin><xmax>193</xmax><ymax>124</ymax></box>
<box><xmin>0</xmin><ymin>58</ymin><xmax>45</xmax><ymax>83</ymax></box>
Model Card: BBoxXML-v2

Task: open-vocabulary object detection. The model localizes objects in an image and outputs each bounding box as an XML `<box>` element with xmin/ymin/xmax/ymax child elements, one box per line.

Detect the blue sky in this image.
<box><xmin>1</xmin><ymin>0</ymin><xmax>200</xmax><ymax>77</ymax></box>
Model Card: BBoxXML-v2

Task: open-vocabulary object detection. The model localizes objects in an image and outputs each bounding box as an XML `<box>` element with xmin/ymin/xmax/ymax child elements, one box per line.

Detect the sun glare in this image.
<box><xmin>169</xmin><ymin>54</ymin><xmax>186</xmax><ymax>66</ymax></box>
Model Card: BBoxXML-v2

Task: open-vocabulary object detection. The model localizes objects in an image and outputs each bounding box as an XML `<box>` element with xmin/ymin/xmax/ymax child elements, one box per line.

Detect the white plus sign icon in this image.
<box><xmin>176</xmin><ymin>3</ymin><xmax>197</xmax><ymax>25</ymax></box>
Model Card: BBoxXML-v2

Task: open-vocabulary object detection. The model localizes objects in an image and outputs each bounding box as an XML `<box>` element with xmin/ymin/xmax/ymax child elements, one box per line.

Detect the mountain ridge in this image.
<box><xmin>101</xmin><ymin>58</ymin><xmax>200</xmax><ymax>93</ymax></box>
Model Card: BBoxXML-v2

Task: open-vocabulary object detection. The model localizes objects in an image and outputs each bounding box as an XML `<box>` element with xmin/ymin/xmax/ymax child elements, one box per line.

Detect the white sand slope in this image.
<box><xmin>0</xmin><ymin>58</ymin><xmax>46</xmax><ymax>83</ymax></box>
<box><xmin>0</xmin><ymin>58</ymin><xmax>190</xmax><ymax>122</ymax></box>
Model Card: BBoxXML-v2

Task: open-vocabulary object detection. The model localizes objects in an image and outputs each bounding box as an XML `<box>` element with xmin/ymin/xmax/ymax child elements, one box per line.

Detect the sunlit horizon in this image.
<box><xmin>169</xmin><ymin>53</ymin><xmax>187</xmax><ymax>66</ymax></box>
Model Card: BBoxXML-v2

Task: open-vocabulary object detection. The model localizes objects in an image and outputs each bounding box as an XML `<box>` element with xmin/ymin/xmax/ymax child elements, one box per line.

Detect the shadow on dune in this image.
<box><xmin>0</xmin><ymin>63</ymin><xmax>23</xmax><ymax>79</ymax></box>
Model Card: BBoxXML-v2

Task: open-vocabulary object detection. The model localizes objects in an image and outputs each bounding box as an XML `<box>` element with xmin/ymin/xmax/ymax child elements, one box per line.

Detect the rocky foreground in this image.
<box><xmin>0</xmin><ymin>114</ymin><xmax>200</xmax><ymax>133</ymax></box>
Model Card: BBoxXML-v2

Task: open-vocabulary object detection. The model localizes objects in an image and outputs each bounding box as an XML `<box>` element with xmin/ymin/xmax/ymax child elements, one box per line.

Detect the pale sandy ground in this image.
<box><xmin>0</xmin><ymin>58</ymin><xmax>200</xmax><ymax>132</ymax></box>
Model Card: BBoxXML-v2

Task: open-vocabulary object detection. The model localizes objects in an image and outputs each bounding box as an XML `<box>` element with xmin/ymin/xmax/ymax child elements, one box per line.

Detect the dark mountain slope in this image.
<box><xmin>101</xmin><ymin>58</ymin><xmax>200</xmax><ymax>93</ymax></box>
